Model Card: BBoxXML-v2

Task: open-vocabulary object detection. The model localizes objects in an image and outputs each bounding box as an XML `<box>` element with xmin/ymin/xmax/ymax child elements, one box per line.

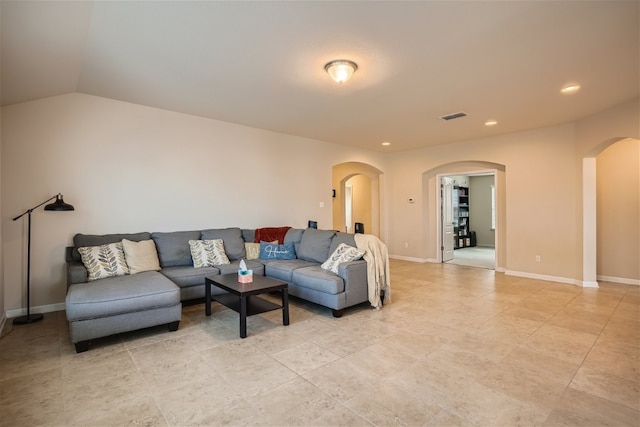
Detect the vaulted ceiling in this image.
<box><xmin>2</xmin><ymin>1</ymin><xmax>638</xmax><ymax>152</ymax></box>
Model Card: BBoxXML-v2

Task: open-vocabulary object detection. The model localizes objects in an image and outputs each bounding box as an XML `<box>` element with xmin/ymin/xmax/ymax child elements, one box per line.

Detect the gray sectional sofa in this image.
<box><xmin>65</xmin><ymin>227</ymin><xmax>370</xmax><ymax>352</ymax></box>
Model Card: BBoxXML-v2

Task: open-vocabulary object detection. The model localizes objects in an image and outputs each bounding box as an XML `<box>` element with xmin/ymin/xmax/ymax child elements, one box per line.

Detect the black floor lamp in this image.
<box><xmin>12</xmin><ymin>193</ymin><xmax>75</xmax><ymax>325</ymax></box>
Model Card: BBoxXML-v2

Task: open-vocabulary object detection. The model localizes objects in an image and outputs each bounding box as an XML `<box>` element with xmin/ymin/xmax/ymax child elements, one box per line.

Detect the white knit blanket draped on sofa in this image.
<box><xmin>354</xmin><ymin>233</ymin><xmax>391</xmax><ymax>310</ymax></box>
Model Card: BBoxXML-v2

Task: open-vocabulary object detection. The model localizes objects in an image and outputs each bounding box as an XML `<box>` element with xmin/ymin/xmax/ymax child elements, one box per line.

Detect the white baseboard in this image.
<box><xmin>389</xmin><ymin>255</ymin><xmax>430</xmax><ymax>263</ymax></box>
<box><xmin>504</xmin><ymin>270</ymin><xmax>577</xmax><ymax>286</ymax></box>
<box><xmin>597</xmin><ymin>275</ymin><xmax>640</xmax><ymax>286</ymax></box>
<box><xmin>5</xmin><ymin>302</ymin><xmax>66</xmax><ymax>319</ymax></box>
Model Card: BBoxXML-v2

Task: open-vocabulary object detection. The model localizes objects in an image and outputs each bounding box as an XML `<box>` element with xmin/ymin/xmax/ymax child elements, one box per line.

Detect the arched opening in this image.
<box><xmin>422</xmin><ymin>161</ymin><xmax>506</xmax><ymax>270</ymax></box>
<box><xmin>583</xmin><ymin>137</ymin><xmax>640</xmax><ymax>286</ymax></box>
<box><xmin>332</xmin><ymin>162</ymin><xmax>383</xmax><ymax>237</ymax></box>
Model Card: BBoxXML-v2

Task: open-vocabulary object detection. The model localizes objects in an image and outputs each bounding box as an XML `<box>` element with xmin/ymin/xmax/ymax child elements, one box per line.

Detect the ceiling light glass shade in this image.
<box><xmin>561</xmin><ymin>83</ymin><xmax>580</xmax><ymax>94</ymax></box>
<box><xmin>325</xmin><ymin>60</ymin><xmax>358</xmax><ymax>84</ymax></box>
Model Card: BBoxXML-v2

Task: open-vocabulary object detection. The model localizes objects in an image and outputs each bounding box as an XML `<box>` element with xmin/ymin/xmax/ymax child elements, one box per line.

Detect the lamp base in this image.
<box><xmin>13</xmin><ymin>313</ymin><xmax>44</xmax><ymax>325</ymax></box>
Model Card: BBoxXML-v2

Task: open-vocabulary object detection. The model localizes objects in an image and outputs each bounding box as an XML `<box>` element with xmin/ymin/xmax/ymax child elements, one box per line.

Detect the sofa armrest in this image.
<box><xmin>67</xmin><ymin>261</ymin><xmax>88</xmax><ymax>287</ymax></box>
<box><xmin>337</xmin><ymin>260</ymin><xmax>368</xmax><ymax>306</ymax></box>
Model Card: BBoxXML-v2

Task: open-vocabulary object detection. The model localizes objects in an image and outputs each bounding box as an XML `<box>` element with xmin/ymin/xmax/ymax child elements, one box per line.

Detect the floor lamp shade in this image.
<box><xmin>12</xmin><ymin>194</ymin><xmax>75</xmax><ymax>325</ymax></box>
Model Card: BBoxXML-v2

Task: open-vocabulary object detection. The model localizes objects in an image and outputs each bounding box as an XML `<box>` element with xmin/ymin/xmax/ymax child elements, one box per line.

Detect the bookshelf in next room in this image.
<box><xmin>454</xmin><ymin>186</ymin><xmax>471</xmax><ymax>249</ymax></box>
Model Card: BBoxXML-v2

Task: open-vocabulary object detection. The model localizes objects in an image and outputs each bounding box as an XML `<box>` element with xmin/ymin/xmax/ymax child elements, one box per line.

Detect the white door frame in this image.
<box><xmin>435</xmin><ymin>169</ymin><xmax>499</xmax><ymax>269</ymax></box>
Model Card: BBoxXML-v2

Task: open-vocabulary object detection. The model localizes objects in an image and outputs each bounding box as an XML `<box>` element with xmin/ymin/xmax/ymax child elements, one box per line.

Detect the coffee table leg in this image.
<box><xmin>240</xmin><ymin>296</ymin><xmax>247</xmax><ymax>338</ymax></box>
<box><xmin>282</xmin><ymin>289</ymin><xmax>289</xmax><ymax>326</ymax></box>
<box><xmin>205</xmin><ymin>281</ymin><xmax>211</xmax><ymax>316</ymax></box>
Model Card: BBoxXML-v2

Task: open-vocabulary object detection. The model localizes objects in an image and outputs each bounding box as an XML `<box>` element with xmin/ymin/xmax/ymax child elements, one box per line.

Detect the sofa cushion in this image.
<box><xmin>160</xmin><ymin>265</ymin><xmax>219</xmax><ymax>287</ymax></box>
<box><xmin>265</xmin><ymin>259</ymin><xmax>317</xmax><ymax>283</ymax></box>
<box><xmin>152</xmin><ymin>231</ymin><xmax>200</xmax><ymax>267</ymax></box>
<box><xmin>122</xmin><ymin>239</ymin><xmax>161</xmax><ymax>274</ymax></box>
<box><xmin>321</xmin><ymin>243</ymin><xmax>365</xmax><ymax>274</ymax></box>
<box><xmin>189</xmin><ymin>239</ymin><xmax>230</xmax><ymax>267</ymax></box>
<box><xmin>297</xmin><ymin>229</ymin><xmax>336</xmax><ymax>263</ymax></box>
<box><xmin>201</xmin><ymin>228</ymin><xmax>245</xmax><ymax>260</ymax></box>
<box><xmin>73</xmin><ymin>232</ymin><xmax>151</xmax><ymax>262</ymax></box>
<box><xmin>284</xmin><ymin>228</ymin><xmax>305</xmax><ymax>254</ymax></box>
<box><xmin>328</xmin><ymin>232</ymin><xmax>357</xmax><ymax>255</ymax></box>
<box><xmin>78</xmin><ymin>242</ymin><xmax>130</xmax><ymax>281</ymax></box>
<box><xmin>292</xmin><ymin>266</ymin><xmax>345</xmax><ymax>295</ymax></box>
<box><xmin>259</xmin><ymin>242</ymin><xmax>296</xmax><ymax>260</ymax></box>
<box><xmin>65</xmin><ymin>271</ymin><xmax>179</xmax><ymax>321</ymax></box>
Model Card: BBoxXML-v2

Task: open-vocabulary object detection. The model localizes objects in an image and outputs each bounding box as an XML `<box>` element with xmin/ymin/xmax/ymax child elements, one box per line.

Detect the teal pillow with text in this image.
<box><xmin>259</xmin><ymin>241</ymin><xmax>296</xmax><ymax>260</ymax></box>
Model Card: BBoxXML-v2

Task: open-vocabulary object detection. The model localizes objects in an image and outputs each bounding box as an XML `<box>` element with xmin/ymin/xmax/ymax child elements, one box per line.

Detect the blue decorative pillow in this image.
<box><xmin>259</xmin><ymin>241</ymin><xmax>296</xmax><ymax>260</ymax></box>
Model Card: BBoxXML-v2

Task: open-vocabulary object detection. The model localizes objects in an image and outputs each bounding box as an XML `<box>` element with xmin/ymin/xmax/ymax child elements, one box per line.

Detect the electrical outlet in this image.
<box><xmin>535</xmin><ymin>255</ymin><xmax>541</xmax><ymax>263</ymax></box>
<box><xmin>404</xmin><ymin>242</ymin><xmax>409</xmax><ymax>248</ymax></box>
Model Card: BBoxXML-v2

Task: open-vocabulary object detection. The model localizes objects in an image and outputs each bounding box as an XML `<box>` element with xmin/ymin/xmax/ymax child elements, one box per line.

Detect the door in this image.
<box><xmin>442</xmin><ymin>177</ymin><xmax>454</xmax><ymax>262</ymax></box>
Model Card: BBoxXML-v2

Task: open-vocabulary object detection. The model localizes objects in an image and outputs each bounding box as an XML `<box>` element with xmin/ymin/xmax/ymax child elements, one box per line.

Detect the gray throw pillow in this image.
<box><xmin>152</xmin><ymin>230</ymin><xmax>201</xmax><ymax>267</ymax></box>
<box><xmin>297</xmin><ymin>228</ymin><xmax>336</xmax><ymax>263</ymax></box>
<box><xmin>201</xmin><ymin>227</ymin><xmax>246</xmax><ymax>260</ymax></box>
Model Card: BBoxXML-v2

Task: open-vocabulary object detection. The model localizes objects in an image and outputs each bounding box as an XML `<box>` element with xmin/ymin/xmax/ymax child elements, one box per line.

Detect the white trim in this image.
<box><xmin>389</xmin><ymin>255</ymin><xmax>429</xmax><ymax>263</ymax></box>
<box><xmin>6</xmin><ymin>302</ymin><xmax>66</xmax><ymax>319</ymax></box>
<box><xmin>580</xmin><ymin>281</ymin><xmax>600</xmax><ymax>288</ymax></box>
<box><xmin>597</xmin><ymin>275</ymin><xmax>640</xmax><ymax>286</ymax></box>
<box><xmin>505</xmin><ymin>269</ymin><xmax>577</xmax><ymax>285</ymax></box>
<box><xmin>583</xmin><ymin>158</ymin><xmax>598</xmax><ymax>285</ymax></box>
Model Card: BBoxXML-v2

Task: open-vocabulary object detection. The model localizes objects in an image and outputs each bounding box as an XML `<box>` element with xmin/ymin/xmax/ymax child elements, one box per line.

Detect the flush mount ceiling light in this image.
<box><xmin>381</xmin><ymin>141</ymin><xmax>391</xmax><ymax>146</ymax></box>
<box><xmin>325</xmin><ymin>60</ymin><xmax>358</xmax><ymax>84</ymax></box>
<box><xmin>485</xmin><ymin>120</ymin><xmax>498</xmax><ymax>126</ymax></box>
<box><xmin>561</xmin><ymin>83</ymin><xmax>581</xmax><ymax>94</ymax></box>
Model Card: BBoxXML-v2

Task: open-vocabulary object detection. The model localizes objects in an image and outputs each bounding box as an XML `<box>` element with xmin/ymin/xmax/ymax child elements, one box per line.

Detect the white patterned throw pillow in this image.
<box><xmin>189</xmin><ymin>239</ymin><xmax>230</xmax><ymax>268</ymax></box>
<box><xmin>321</xmin><ymin>243</ymin><xmax>365</xmax><ymax>274</ymax></box>
<box><xmin>78</xmin><ymin>242</ymin><xmax>130</xmax><ymax>281</ymax></box>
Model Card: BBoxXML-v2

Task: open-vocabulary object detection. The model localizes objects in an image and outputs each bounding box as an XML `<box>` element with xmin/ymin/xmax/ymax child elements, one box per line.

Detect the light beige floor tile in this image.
<box><xmin>441</xmin><ymin>380</ymin><xmax>551</xmax><ymax>426</ymax></box>
<box><xmin>570</xmin><ymin>366</ymin><xmax>640</xmax><ymax>410</ymax></box>
<box><xmin>521</xmin><ymin>323</ymin><xmax>598</xmax><ymax>364</ymax></box>
<box><xmin>0</xmin><ymin>368</ymin><xmax>63</xmax><ymax>422</ymax></box>
<box><xmin>583</xmin><ymin>338</ymin><xmax>640</xmax><ymax>382</ymax></box>
<box><xmin>272</xmin><ymin>341</ymin><xmax>340</xmax><ymax>375</ymax></box>
<box><xmin>389</xmin><ymin>357</ymin><xmax>472</xmax><ymax>405</ymax></box>
<box><xmin>251</xmin><ymin>377</ymin><xmax>342</xmax><ymax>426</ymax></box>
<box><xmin>65</xmin><ymin>393</ymin><xmax>166</xmax><ymax>427</ymax></box>
<box><xmin>303</xmin><ymin>358</ymin><xmax>381</xmax><ymax>402</ymax></box>
<box><xmin>310</xmin><ymin>402</ymin><xmax>373</xmax><ymax>426</ymax></box>
<box><xmin>345</xmin><ymin>341</ymin><xmax>418</xmax><ymax>378</ymax></box>
<box><xmin>345</xmin><ymin>380</ymin><xmax>442</xmax><ymax>426</ymax></box>
<box><xmin>543</xmin><ymin>387</ymin><xmax>640</xmax><ymax>427</ymax></box>
<box><xmin>1</xmin><ymin>258</ymin><xmax>639</xmax><ymax>426</ymax></box>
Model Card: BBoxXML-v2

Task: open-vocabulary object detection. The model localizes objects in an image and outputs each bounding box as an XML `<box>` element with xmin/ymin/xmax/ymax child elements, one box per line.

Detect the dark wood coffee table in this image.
<box><xmin>205</xmin><ymin>274</ymin><xmax>289</xmax><ymax>338</ymax></box>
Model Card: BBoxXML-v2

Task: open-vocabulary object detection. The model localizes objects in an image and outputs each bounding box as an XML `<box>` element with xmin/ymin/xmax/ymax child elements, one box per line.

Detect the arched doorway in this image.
<box><xmin>422</xmin><ymin>161</ymin><xmax>506</xmax><ymax>270</ymax></box>
<box><xmin>583</xmin><ymin>137</ymin><xmax>640</xmax><ymax>287</ymax></box>
<box><xmin>332</xmin><ymin>162</ymin><xmax>383</xmax><ymax>237</ymax></box>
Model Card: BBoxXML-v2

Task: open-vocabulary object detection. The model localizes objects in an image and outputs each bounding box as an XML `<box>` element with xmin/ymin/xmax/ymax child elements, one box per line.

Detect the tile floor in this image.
<box><xmin>0</xmin><ymin>259</ymin><xmax>638</xmax><ymax>426</ymax></box>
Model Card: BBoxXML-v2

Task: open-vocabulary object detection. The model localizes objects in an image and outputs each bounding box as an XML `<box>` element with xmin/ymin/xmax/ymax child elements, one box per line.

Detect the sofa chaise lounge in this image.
<box><xmin>65</xmin><ymin>227</ymin><xmax>388</xmax><ymax>352</ymax></box>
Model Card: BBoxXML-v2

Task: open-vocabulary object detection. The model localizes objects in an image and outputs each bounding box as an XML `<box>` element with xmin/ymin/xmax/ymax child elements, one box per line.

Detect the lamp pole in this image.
<box><xmin>12</xmin><ymin>194</ymin><xmax>74</xmax><ymax>325</ymax></box>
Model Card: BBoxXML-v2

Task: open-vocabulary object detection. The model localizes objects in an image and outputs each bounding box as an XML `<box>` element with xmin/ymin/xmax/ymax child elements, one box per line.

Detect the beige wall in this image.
<box><xmin>470</xmin><ymin>175</ymin><xmax>495</xmax><ymax>247</ymax></box>
<box><xmin>387</xmin><ymin>124</ymin><xmax>579</xmax><ymax>279</ymax></box>
<box><xmin>1</xmin><ymin>93</ymin><xmax>385</xmax><ymax>314</ymax></box>
<box><xmin>385</xmin><ymin>98</ymin><xmax>639</xmax><ymax>284</ymax></box>
<box><xmin>596</xmin><ymin>138</ymin><xmax>640</xmax><ymax>282</ymax></box>
<box><xmin>348</xmin><ymin>174</ymin><xmax>372</xmax><ymax>234</ymax></box>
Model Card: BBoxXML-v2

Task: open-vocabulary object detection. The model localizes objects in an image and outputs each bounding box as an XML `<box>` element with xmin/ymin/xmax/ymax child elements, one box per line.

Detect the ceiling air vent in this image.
<box><xmin>438</xmin><ymin>111</ymin><xmax>468</xmax><ymax>121</ymax></box>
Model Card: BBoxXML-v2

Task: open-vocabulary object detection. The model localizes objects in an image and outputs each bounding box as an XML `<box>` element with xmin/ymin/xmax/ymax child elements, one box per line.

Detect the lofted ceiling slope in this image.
<box><xmin>1</xmin><ymin>1</ymin><xmax>638</xmax><ymax>152</ymax></box>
